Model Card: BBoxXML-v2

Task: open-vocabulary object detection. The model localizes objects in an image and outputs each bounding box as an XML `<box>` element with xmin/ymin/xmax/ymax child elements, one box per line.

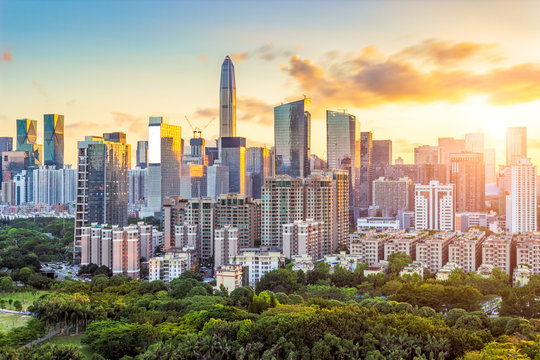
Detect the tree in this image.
<box><xmin>230</xmin><ymin>286</ymin><xmax>254</xmax><ymax>308</ymax></box>
<box><xmin>387</xmin><ymin>252</ymin><xmax>412</xmax><ymax>275</ymax></box>
<box><xmin>13</xmin><ymin>300</ymin><xmax>22</xmax><ymax>312</ymax></box>
<box><xmin>256</xmin><ymin>269</ymin><xmax>299</xmax><ymax>294</ymax></box>
<box><xmin>0</xmin><ymin>276</ymin><xmax>13</xmax><ymax>293</ymax></box>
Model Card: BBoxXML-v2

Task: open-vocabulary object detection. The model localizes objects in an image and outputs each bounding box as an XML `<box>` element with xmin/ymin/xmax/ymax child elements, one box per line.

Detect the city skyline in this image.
<box><xmin>1</xmin><ymin>1</ymin><xmax>540</xmax><ymax>167</ymax></box>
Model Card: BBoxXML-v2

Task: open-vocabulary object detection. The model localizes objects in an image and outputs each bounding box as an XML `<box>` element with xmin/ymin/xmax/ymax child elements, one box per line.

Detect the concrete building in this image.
<box><xmin>515</xmin><ymin>233</ymin><xmax>540</xmax><ymax>275</ymax></box>
<box><xmin>282</xmin><ymin>219</ymin><xmax>324</xmax><ymax>259</ymax></box>
<box><xmin>414</xmin><ymin>145</ymin><xmax>440</xmax><ymax>165</ymax></box>
<box><xmin>162</xmin><ymin>196</ymin><xmax>187</xmax><ymax>249</ymax></box>
<box><xmin>506</xmin><ymin>126</ymin><xmax>527</xmax><ymax>165</ymax></box>
<box><xmin>455</xmin><ymin>212</ymin><xmax>495</xmax><ymax>234</ymax></box>
<box><xmin>358</xmin><ymin>132</ymin><xmax>373</xmax><ymax>217</ymax></box>
<box><xmin>448</xmin><ymin>228</ymin><xmax>487</xmax><ymax>272</ymax></box>
<box><xmin>31</xmin><ymin>165</ymin><xmax>77</xmax><ymax>205</ymax></box>
<box><xmin>450</xmin><ymin>152</ymin><xmax>485</xmax><ymax>212</ymax></box>
<box><xmin>216</xmin><ymin>264</ymin><xmax>244</xmax><ymax>292</ymax></box>
<box><xmin>513</xmin><ymin>264</ymin><xmax>532</xmax><ymax>286</ymax></box>
<box><xmin>383</xmin><ymin>231</ymin><xmax>427</xmax><ymax>261</ymax></box>
<box><xmin>506</xmin><ymin>158</ymin><xmax>537</xmax><ymax>234</ymax></box>
<box><xmin>415</xmin><ymin>181</ymin><xmax>455</xmax><ymax>231</ymax></box>
<box><xmin>465</xmin><ymin>133</ymin><xmax>484</xmax><ymax>154</ymax></box>
<box><xmin>485</xmin><ymin>148</ymin><xmax>497</xmax><ymax>184</ymax></box>
<box><xmin>214</xmin><ymin>226</ymin><xmax>239</xmax><ymax>269</ymax></box>
<box><xmin>148</xmin><ymin>253</ymin><xmax>192</xmax><ymax>283</ymax></box>
<box><xmin>357</xmin><ymin>217</ymin><xmax>400</xmax><ymax>230</ymax></box>
<box><xmin>128</xmin><ymin>167</ymin><xmax>147</xmax><ymax>204</ymax></box>
<box><xmin>207</xmin><ymin>165</ymin><xmax>229</xmax><ymax>201</ymax></box>
<box><xmin>436</xmin><ymin>262</ymin><xmax>460</xmax><ymax>281</ymax></box>
<box><xmin>230</xmin><ymin>249</ymin><xmax>284</xmax><ymax>287</ymax></box>
<box><xmin>416</xmin><ymin>231</ymin><xmax>456</xmax><ymax>273</ymax></box>
<box><xmin>481</xmin><ymin>234</ymin><xmax>516</xmax><ymax>275</ymax></box>
<box><xmin>349</xmin><ymin>230</ymin><xmax>400</xmax><ymax>264</ymax></box>
<box><xmin>2</xmin><ymin>151</ymin><xmax>29</xmax><ymax>182</ymax></box>
<box><xmin>215</xmin><ymin>193</ymin><xmax>259</xmax><ymax>249</ymax></box>
<box><xmin>185</xmin><ymin>197</ymin><xmax>215</xmax><ymax>262</ymax></box>
<box><xmin>372</xmin><ymin>177</ymin><xmax>413</xmax><ymax>216</ymax></box>
<box><xmin>261</xmin><ymin>176</ymin><xmax>304</xmax><ymax>249</ymax></box>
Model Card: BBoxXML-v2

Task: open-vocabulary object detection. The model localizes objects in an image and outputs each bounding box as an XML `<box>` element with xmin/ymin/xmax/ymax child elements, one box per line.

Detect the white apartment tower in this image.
<box><xmin>506</xmin><ymin>158</ymin><xmax>537</xmax><ymax>234</ymax></box>
<box><xmin>415</xmin><ymin>181</ymin><xmax>455</xmax><ymax>231</ymax></box>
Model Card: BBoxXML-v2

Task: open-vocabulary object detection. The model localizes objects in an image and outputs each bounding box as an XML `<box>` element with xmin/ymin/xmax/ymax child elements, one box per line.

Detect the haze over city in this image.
<box><xmin>1</xmin><ymin>0</ymin><xmax>540</xmax><ymax>166</ymax></box>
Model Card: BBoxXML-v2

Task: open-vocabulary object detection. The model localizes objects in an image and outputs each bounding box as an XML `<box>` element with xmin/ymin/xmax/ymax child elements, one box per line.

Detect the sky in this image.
<box><xmin>1</xmin><ymin>0</ymin><xmax>540</xmax><ymax>167</ymax></box>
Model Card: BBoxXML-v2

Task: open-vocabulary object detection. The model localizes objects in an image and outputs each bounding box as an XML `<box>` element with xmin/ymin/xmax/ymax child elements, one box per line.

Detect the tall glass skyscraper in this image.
<box><xmin>147</xmin><ymin>117</ymin><xmax>183</xmax><ymax>214</ymax></box>
<box><xmin>220</xmin><ymin>56</ymin><xmax>236</xmax><ymax>138</ymax></box>
<box><xmin>326</xmin><ymin>110</ymin><xmax>360</xmax><ymax>213</ymax></box>
<box><xmin>359</xmin><ymin>131</ymin><xmax>373</xmax><ymax>217</ymax></box>
<box><xmin>136</xmin><ymin>140</ymin><xmax>148</xmax><ymax>169</ymax></box>
<box><xmin>220</xmin><ymin>137</ymin><xmax>246</xmax><ymax>194</ymax></box>
<box><xmin>44</xmin><ymin>114</ymin><xmax>64</xmax><ymax>169</ymax></box>
<box><xmin>274</xmin><ymin>98</ymin><xmax>311</xmax><ymax>178</ymax></box>
<box><xmin>16</xmin><ymin>119</ymin><xmax>37</xmax><ymax>149</ymax></box>
<box><xmin>246</xmin><ymin>147</ymin><xmax>271</xmax><ymax>199</ymax></box>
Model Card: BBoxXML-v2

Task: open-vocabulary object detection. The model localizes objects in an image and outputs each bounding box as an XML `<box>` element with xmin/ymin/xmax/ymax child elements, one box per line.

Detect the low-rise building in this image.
<box><xmin>448</xmin><ymin>228</ymin><xmax>486</xmax><ymax>272</ymax></box>
<box><xmin>513</xmin><ymin>264</ymin><xmax>532</xmax><ymax>286</ymax></box>
<box><xmin>357</xmin><ymin>217</ymin><xmax>400</xmax><ymax>231</ymax></box>
<box><xmin>349</xmin><ymin>229</ymin><xmax>402</xmax><ymax>264</ymax></box>
<box><xmin>415</xmin><ymin>231</ymin><xmax>456</xmax><ymax>273</ymax></box>
<box><xmin>363</xmin><ymin>261</ymin><xmax>389</xmax><ymax>277</ymax></box>
<box><xmin>399</xmin><ymin>261</ymin><xmax>424</xmax><ymax>278</ymax></box>
<box><xmin>481</xmin><ymin>234</ymin><xmax>516</xmax><ymax>275</ymax></box>
<box><xmin>323</xmin><ymin>251</ymin><xmax>365</xmax><ymax>272</ymax></box>
<box><xmin>148</xmin><ymin>252</ymin><xmax>191</xmax><ymax>283</ymax></box>
<box><xmin>477</xmin><ymin>263</ymin><xmax>495</xmax><ymax>278</ymax></box>
<box><xmin>383</xmin><ymin>231</ymin><xmax>427</xmax><ymax>261</ymax></box>
<box><xmin>230</xmin><ymin>249</ymin><xmax>284</xmax><ymax>287</ymax></box>
<box><xmin>436</xmin><ymin>262</ymin><xmax>460</xmax><ymax>281</ymax></box>
<box><xmin>216</xmin><ymin>264</ymin><xmax>244</xmax><ymax>292</ymax></box>
<box><xmin>291</xmin><ymin>254</ymin><xmax>315</xmax><ymax>272</ymax></box>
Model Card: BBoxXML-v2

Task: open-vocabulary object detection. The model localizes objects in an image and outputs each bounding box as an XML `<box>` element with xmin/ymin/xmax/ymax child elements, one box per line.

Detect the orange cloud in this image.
<box><xmin>281</xmin><ymin>39</ymin><xmax>540</xmax><ymax>108</ymax></box>
<box><xmin>230</xmin><ymin>51</ymin><xmax>249</xmax><ymax>63</ymax></box>
<box><xmin>31</xmin><ymin>80</ymin><xmax>49</xmax><ymax>99</ymax></box>
<box><xmin>2</xmin><ymin>49</ymin><xmax>12</xmax><ymax>62</ymax></box>
<box><xmin>192</xmin><ymin>97</ymin><xmax>274</xmax><ymax>126</ymax></box>
<box><xmin>197</xmin><ymin>54</ymin><xmax>208</xmax><ymax>62</ymax></box>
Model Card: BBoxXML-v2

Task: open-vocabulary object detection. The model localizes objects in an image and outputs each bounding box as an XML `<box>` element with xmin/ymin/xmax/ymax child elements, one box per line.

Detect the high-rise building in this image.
<box><xmin>215</xmin><ymin>193</ymin><xmax>259</xmax><ymax>248</ymax></box>
<box><xmin>372</xmin><ymin>140</ymin><xmax>392</xmax><ymax>166</ymax></box>
<box><xmin>416</xmin><ymin>232</ymin><xmax>456</xmax><ymax>273</ymax></box>
<box><xmin>506</xmin><ymin>127</ymin><xmax>527</xmax><ymax>165</ymax></box>
<box><xmin>1</xmin><ymin>151</ymin><xmax>28</xmax><ymax>182</ymax></box>
<box><xmin>283</xmin><ymin>219</ymin><xmax>324</xmax><ymax>259</ymax></box>
<box><xmin>261</xmin><ymin>176</ymin><xmax>304</xmax><ymax>249</ymax></box>
<box><xmin>32</xmin><ymin>165</ymin><xmax>77</xmax><ymax>205</ymax></box>
<box><xmin>304</xmin><ymin>173</ymin><xmax>334</xmax><ymax>255</ymax></box>
<box><xmin>515</xmin><ymin>233</ymin><xmax>540</xmax><ymax>275</ymax></box>
<box><xmin>16</xmin><ymin>119</ymin><xmax>37</xmax><ymax>149</ymax></box>
<box><xmin>214</xmin><ymin>225</ymin><xmax>239</xmax><ymax>269</ymax></box>
<box><xmin>506</xmin><ymin>158</ymin><xmax>537</xmax><ymax>234</ymax></box>
<box><xmin>219</xmin><ymin>137</ymin><xmax>246</xmax><ymax>194</ymax></box>
<box><xmin>180</xmin><ymin>164</ymin><xmax>207</xmax><ymax>199</ymax></box>
<box><xmin>128</xmin><ymin>167</ymin><xmax>148</xmax><ymax>204</ymax></box>
<box><xmin>465</xmin><ymin>133</ymin><xmax>484</xmax><ymax>154</ymax></box>
<box><xmin>74</xmin><ymin>135</ymin><xmax>130</xmax><ymax>260</ymax></box>
<box><xmin>147</xmin><ymin>117</ymin><xmax>182</xmax><ymax>214</ymax></box>
<box><xmin>414</xmin><ymin>181</ymin><xmax>455</xmax><ymax>231</ymax></box>
<box><xmin>450</xmin><ymin>152</ymin><xmax>485</xmax><ymax>212</ymax></box>
<box><xmin>162</xmin><ymin>196</ymin><xmax>187</xmax><ymax>249</ymax></box>
<box><xmin>0</xmin><ymin>137</ymin><xmax>13</xmax><ymax>153</ymax></box>
<box><xmin>44</xmin><ymin>114</ymin><xmax>64</xmax><ymax>169</ymax></box>
<box><xmin>448</xmin><ymin>228</ymin><xmax>486</xmax><ymax>272</ymax></box>
<box><xmin>220</xmin><ymin>56</ymin><xmax>236</xmax><ymax>138</ymax></box>
<box><xmin>185</xmin><ymin>197</ymin><xmax>215</xmax><ymax>262</ymax></box>
<box><xmin>246</xmin><ymin>147</ymin><xmax>271</xmax><ymax>199</ymax></box>
<box><xmin>485</xmin><ymin>148</ymin><xmax>497</xmax><ymax>184</ymax></box>
<box><xmin>184</xmin><ymin>136</ymin><xmax>207</xmax><ymax>165</ymax></box>
<box><xmin>207</xmin><ymin>165</ymin><xmax>229</xmax><ymax>200</ymax></box>
<box><xmin>481</xmin><ymin>234</ymin><xmax>516</xmax><ymax>275</ymax></box>
<box><xmin>274</xmin><ymin>98</ymin><xmax>311</xmax><ymax>178</ymax></box>
<box><xmin>438</xmin><ymin>137</ymin><xmax>465</xmax><ymax>165</ymax></box>
<box><xmin>372</xmin><ymin>177</ymin><xmax>413</xmax><ymax>217</ymax></box>
<box><xmin>414</xmin><ymin>145</ymin><xmax>440</xmax><ymax>165</ymax></box>
<box><xmin>358</xmin><ymin>132</ymin><xmax>373</xmax><ymax>216</ymax></box>
<box><xmin>136</xmin><ymin>140</ymin><xmax>148</xmax><ymax>169</ymax></box>
<box><xmin>326</xmin><ymin>110</ymin><xmax>360</xmax><ymax>215</ymax></box>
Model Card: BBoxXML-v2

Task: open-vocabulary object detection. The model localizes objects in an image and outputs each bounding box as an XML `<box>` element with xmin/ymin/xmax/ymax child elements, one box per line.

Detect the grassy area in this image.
<box><xmin>48</xmin><ymin>334</ymin><xmax>93</xmax><ymax>359</ymax></box>
<box><xmin>0</xmin><ymin>290</ymin><xmax>50</xmax><ymax>310</ymax></box>
<box><xmin>0</xmin><ymin>312</ymin><xmax>31</xmax><ymax>332</ymax></box>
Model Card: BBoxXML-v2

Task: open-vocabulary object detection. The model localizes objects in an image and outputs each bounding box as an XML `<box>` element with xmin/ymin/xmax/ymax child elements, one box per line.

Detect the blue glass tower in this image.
<box><xmin>220</xmin><ymin>56</ymin><xmax>236</xmax><ymax>138</ymax></box>
<box><xmin>44</xmin><ymin>114</ymin><xmax>64</xmax><ymax>169</ymax></box>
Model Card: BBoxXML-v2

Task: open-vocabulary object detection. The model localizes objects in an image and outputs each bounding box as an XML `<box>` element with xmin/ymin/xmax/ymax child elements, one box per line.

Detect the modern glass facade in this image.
<box><xmin>359</xmin><ymin>131</ymin><xmax>373</xmax><ymax>216</ymax></box>
<box><xmin>220</xmin><ymin>137</ymin><xmax>246</xmax><ymax>194</ymax></box>
<box><xmin>274</xmin><ymin>98</ymin><xmax>311</xmax><ymax>178</ymax></box>
<box><xmin>147</xmin><ymin>117</ymin><xmax>183</xmax><ymax>214</ymax></box>
<box><xmin>16</xmin><ymin>119</ymin><xmax>37</xmax><ymax>149</ymax></box>
<box><xmin>136</xmin><ymin>140</ymin><xmax>148</xmax><ymax>169</ymax></box>
<box><xmin>44</xmin><ymin>114</ymin><xmax>64</xmax><ymax>169</ymax></box>
<box><xmin>246</xmin><ymin>147</ymin><xmax>270</xmax><ymax>199</ymax></box>
<box><xmin>326</xmin><ymin>110</ymin><xmax>360</xmax><ymax>212</ymax></box>
<box><xmin>220</xmin><ymin>56</ymin><xmax>236</xmax><ymax>138</ymax></box>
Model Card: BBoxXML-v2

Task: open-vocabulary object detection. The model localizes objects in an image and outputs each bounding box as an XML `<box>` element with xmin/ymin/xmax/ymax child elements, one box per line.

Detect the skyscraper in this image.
<box><xmin>465</xmin><ymin>132</ymin><xmax>484</xmax><ymax>154</ymax></box>
<box><xmin>147</xmin><ymin>117</ymin><xmax>183</xmax><ymax>214</ymax></box>
<box><xmin>506</xmin><ymin>158</ymin><xmax>536</xmax><ymax>234</ymax></box>
<box><xmin>16</xmin><ymin>118</ymin><xmax>42</xmax><ymax>166</ymax></box>
<box><xmin>219</xmin><ymin>137</ymin><xmax>246</xmax><ymax>194</ymax></box>
<box><xmin>136</xmin><ymin>140</ymin><xmax>148</xmax><ymax>169</ymax></box>
<box><xmin>246</xmin><ymin>147</ymin><xmax>271</xmax><ymax>199</ymax></box>
<box><xmin>485</xmin><ymin>148</ymin><xmax>497</xmax><ymax>184</ymax></box>
<box><xmin>274</xmin><ymin>98</ymin><xmax>311</xmax><ymax>178</ymax></box>
<box><xmin>220</xmin><ymin>56</ymin><xmax>236</xmax><ymax>138</ymax></box>
<box><xmin>415</xmin><ymin>181</ymin><xmax>455</xmax><ymax>231</ymax></box>
<box><xmin>372</xmin><ymin>140</ymin><xmax>392</xmax><ymax>166</ymax></box>
<box><xmin>506</xmin><ymin>127</ymin><xmax>527</xmax><ymax>165</ymax></box>
<box><xmin>358</xmin><ymin>131</ymin><xmax>373</xmax><ymax>216</ymax></box>
<box><xmin>44</xmin><ymin>114</ymin><xmax>64</xmax><ymax>169</ymax></box>
<box><xmin>438</xmin><ymin>137</ymin><xmax>465</xmax><ymax>165</ymax></box>
<box><xmin>74</xmin><ymin>134</ymin><xmax>130</xmax><ymax>261</ymax></box>
<box><xmin>414</xmin><ymin>145</ymin><xmax>440</xmax><ymax>165</ymax></box>
<box><xmin>326</xmin><ymin>110</ymin><xmax>360</xmax><ymax>215</ymax></box>
<box><xmin>0</xmin><ymin>137</ymin><xmax>13</xmax><ymax>153</ymax></box>
<box><xmin>450</xmin><ymin>152</ymin><xmax>485</xmax><ymax>213</ymax></box>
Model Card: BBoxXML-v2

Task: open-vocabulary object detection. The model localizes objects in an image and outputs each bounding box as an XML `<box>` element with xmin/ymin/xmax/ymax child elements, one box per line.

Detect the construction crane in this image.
<box><xmin>184</xmin><ymin>116</ymin><xmax>215</xmax><ymax>139</ymax></box>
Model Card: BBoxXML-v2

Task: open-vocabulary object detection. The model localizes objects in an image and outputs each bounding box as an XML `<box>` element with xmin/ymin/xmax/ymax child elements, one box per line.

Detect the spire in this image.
<box><xmin>219</xmin><ymin>56</ymin><xmax>236</xmax><ymax>138</ymax></box>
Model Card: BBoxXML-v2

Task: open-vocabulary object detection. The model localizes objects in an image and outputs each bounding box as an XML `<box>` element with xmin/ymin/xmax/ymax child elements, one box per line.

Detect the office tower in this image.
<box><xmin>74</xmin><ymin>135</ymin><xmax>130</xmax><ymax>260</ymax></box>
<box><xmin>448</xmin><ymin>228</ymin><xmax>487</xmax><ymax>272</ymax></box>
<box><xmin>372</xmin><ymin>140</ymin><xmax>392</xmax><ymax>166</ymax></box>
<box><xmin>43</xmin><ymin>114</ymin><xmax>64</xmax><ymax>169</ymax></box>
<box><xmin>215</xmin><ymin>193</ymin><xmax>259</xmax><ymax>248</ymax></box>
<box><xmin>274</xmin><ymin>98</ymin><xmax>311</xmax><ymax>178</ymax></box>
<box><xmin>184</xmin><ymin>136</ymin><xmax>206</xmax><ymax>165</ymax></box>
<box><xmin>485</xmin><ymin>148</ymin><xmax>496</xmax><ymax>183</ymax></box>
<box><xmin>214</xmin><ymin>225</ymin><xmax>239</xmax><ymax>269</ymax></box>
<box><xmin>415</xmin><ymin>181</ymin><xmax>455</xmax><ymax>231</ymax></box>
<box><xmin>1</xmin><ymin>151</ymin><xmax>29</xmax><ymax>181</ymax></box>
<box><xmin>465</xmin><ymin>133</ymin><xmax>484</xmax><ymax>154</ymax></box>
<box><xmin>438</xmin><ymin>137</ymin><xmax>465</xmax><ymax>165</ymax></box>
<box><xmin>326</xmin><ymin>110</ymin><xmax>360</xmax><ymax>215</ymax></box>
<box><xmin>450</xmin><ymin>152</ymin><xmax>485</xmax><ymax>212</ymax></box>
<box><xmin>372</xmin><ymin>177</ymin><xmax>413</xmax><ymax>217</ymax></box>
<box><xmin>207</xmin><ymin>165</ymin><xmax>229</xmax><ymax>200</ymax></box>
<box><xmin>219</xmin><ymin>137</ymin><xmax>246</xmax><ymax>194</ymax></box>
<box><xmin>206</xmin><ymin>146</ymin><xmax>219</xmax><ymax>166</ymax></box>
<box><xmin>358</xmin><ymin>132</ymin><xmax>373</xmax><ymax>216</ymax></box>
<box><xmin>481</xmin><ymin>234</ymin><xmax>516</xmax><ymax>275</ymax></box>
<box><xmin>16</xmin><ymin>119</ymin><xmax>37</xmax><ymax>149</ymax></box>
<box><xmin>32</xmin><ymin>165</ymin><xmax>77</xmax><ymax>205</ymax></box>
<box><xmin>414</xmin><ymin>145</ymin><xmax>440</xmax><ymax>165</ymax></box>
<box><xmin>506</xmin><ymin>127</ymin><xmax>527</xmax><ymax>165</ymax></box>
<box><xmin>220</xmin><ymin>56</ymin><xmax>236</xmax><ymax>138</ymax></box>
<box><xmin>185</xmin><ymin>197</ymin><xmax>215</xmax><ymax>261</ymax></box>
<box><xmin>246</xmin><ymin>147</ymin><xmax>271</xmax><ymax>199</ymax></box>
<box><xmin>309</xmin><ymin>154</ymin><xmax>327</xmax><ymax>172</ymax></box>
<box><xmin>506</xmin><ymin>158</ymin><xmax>537</xmax><ymax>234</ymax></box>
<box><xmin>180</xmin><ymin>164</ymin><xmax>207</xmax><ymax>199</ymax></box>
<box><xmin>128</xmin><ymin>167</ymin><xmax>148</xmax><ymax>204</ymax></box>
<box><xmin>136</xmin><ymin>140</ymin><xmax>148</xmax><ymax>169</ymax></box>
<box><xmin>261</xmin><ymin>176</ymin><xmax>304</xmax><ymax>249</ymax></box>
<box><xmin>282</xmin><ymin>220</ymin><xmax>323</xmax><ymax>259</ymax></box>
<box><xmin>147</xmin><ymin>117</ymin><xmax>182</xmax><ymax>214</ymax></box>
<box><xmin>162</xmin><ymin>196</ymin><xmax>187</xmax><ymax>249</ymax></box>
<box><xmin>415</xmin><ymin>232</ymin><xmax>456</xmax><ymax>273</ymax></box>
<box><xmin>0</xmin><ymin>137</ymin><xmax>13</xmax><ymax>153</ymax></box>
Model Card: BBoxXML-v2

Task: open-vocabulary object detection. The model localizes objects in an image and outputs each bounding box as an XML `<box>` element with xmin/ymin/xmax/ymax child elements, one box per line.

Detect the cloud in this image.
<box><xmin>31</xmin><ymin>80</ymin><xmax>49</xmax><ymax>99</ymax></box>
<box><xmin>193</xmin><ymin>107</ymin><xmax>218</xmax><ymax>119</ymax></box>
<box><xmin>110</xmin><ymin>112</ymin><xmax>147</xmax><ymax>138</ymax></box>
<box><xmin>191</xmin><ymin>97</ymin><xmax>274</xmax><ymax>126</ymax></box>
<box><xmin>66</xmin><ymin>99</ymin><xmax>77</xmax><ymax>106</ymax></box>
<box><xmin>394</xmin><ymin>138</ymin><xmax>423</xmax><ymax>149</ymax></box>
<box><xmin>197</xmin><ymin>54</ymin><xmax>208</xmax><ymax>62</ymax></box>
<box><xmin>528</xmin><ymin>138</ymin><xmax>540</xmax><ymax>149</ymax></box>
<box><xmin>230</xmin><ymin>51</ymin><xmax>249</xmax><ymax>63</ymax></box>
<box><xmin>230</xmin><ymin>42</ymin><xmax>296</xmax><ymax>63</ymax></box>
<box><xmin>280</xmin><ymin>39</ymin><xmax>540</xmax><ymax>108</ymax></box>
<box><xmin>2</xmin><ymin>49</ymin><xmax>12</xmax><ymax>62</ymax></box>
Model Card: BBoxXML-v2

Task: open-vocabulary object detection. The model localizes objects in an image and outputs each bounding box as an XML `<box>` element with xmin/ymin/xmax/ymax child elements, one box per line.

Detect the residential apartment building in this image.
<box><xmin>448</xmin><ymin>228</ymin><xmax>487</xmax><ymax>272</ymax></box>
<box><xmin>481</xmin><ymin>234</ymin><xmax>516</xmax><ymax>275</ymax></box>
<box><xmin>230</xmin><ymin>250</ymin><xmax>284</xmax><ymax>287</ymax></box>
<box><xmin>383</xmin><ymin>231</ymin><xmax>427</xmax><ymax>261</ymax></box>
<box><xmin>415</xmin><ymin>231</ymin><xmax>456</xmax><ymax>273</ymax></box>
<box><xmin>282</xmin><ymin>219</ymin><xmax>324</xmax><ymax>259</ymax></box>
<box><xmin>414</xmin><ymin>181</ymin><xmax>455</xmax><ymax>231</ymax></box>
<box><xmin>515</xmin><ymin>233</ymin><xmax>540</xmax><ymax>275</ymax></box>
